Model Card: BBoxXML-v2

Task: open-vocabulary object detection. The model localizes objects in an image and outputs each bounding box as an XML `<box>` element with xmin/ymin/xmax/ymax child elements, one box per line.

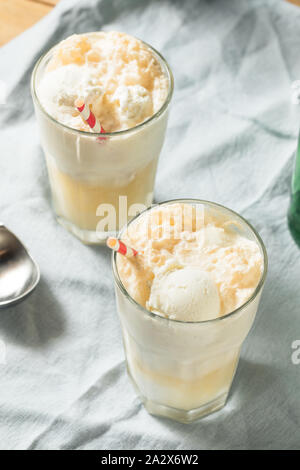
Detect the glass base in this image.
<box><xmin>142</xmin><ymin>393</ymin><xmax>227</xmax><ymax>423</ymax></box>
<box><xmin>56</xmin><ymin>215</ymin><xmax>116</xmax><ymax>245</ymax></box>
<box><xmin>127</xmin><ymin>368</ymin><xmax>227</xmax><ymax>423</ymax></box>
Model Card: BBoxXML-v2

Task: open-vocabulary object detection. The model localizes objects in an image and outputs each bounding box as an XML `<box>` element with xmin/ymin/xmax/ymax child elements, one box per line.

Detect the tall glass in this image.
<box><xmin>31</xmin><ymin>37</ymin><xmax>173</xmax><ymax>244</ymax></box>
<box><xmin>112</xmin><ymin>200</ymin><xmax>268</xmax><ymax>423</ymax></box>
<box><xmin>288</xmin><ymin>131</ymin><xmax>300</xmax><ymax>247</ymax></box>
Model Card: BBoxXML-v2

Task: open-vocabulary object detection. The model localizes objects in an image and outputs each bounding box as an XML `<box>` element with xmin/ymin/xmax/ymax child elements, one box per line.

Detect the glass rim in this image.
<box><xmin>112</xmin><ymin>198</ymin><xmax>268</xmax><ymax>325</ymax></box>
<box><xmin>31</xmin><ymin>32</ymin><xmax>174</xmax><ymax>138</ymax></box>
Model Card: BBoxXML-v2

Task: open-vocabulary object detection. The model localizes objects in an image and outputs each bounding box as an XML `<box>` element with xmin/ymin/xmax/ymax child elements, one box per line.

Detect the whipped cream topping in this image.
<box><xmin>117</xmin><ymin>203</ymin><xmax>264</xmax><ymax>320</ymax></box>
<box><xmin>37</xmin><ymin>32</ymin><xmax>169</xmax><ymax>132</ymax></box>
<box><xmin>148</xmin><ymin>266</ymin><xmax>221</xmax><ymax>321</ymax></box>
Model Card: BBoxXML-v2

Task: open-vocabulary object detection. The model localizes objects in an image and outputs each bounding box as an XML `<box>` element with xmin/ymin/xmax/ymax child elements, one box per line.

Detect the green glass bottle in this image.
<box><xmin>288</xmin><ymin>132</ymin><xmax>300</xmax><ymax>247</ymax></box>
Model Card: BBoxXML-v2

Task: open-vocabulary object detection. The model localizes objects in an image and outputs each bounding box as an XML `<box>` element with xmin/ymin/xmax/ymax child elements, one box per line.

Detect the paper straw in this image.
<box><xmin>106</xmin><ymin>237</ymin><xmax>138</xmax><ymax>258</ymax></box>
<box><xmin>75</xmin><ymin>99</ymin><xmax>105</xmax><ymax>133</ymax></box>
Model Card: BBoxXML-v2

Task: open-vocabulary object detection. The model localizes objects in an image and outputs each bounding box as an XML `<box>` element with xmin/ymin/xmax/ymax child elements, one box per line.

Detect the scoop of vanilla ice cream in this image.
<box><xmin>147</xmin><ymin>266</ymin><xmax>221</xmax><ymax>322</ymax></box>
<box><xmin>38</xmin><ymin>64</ymin><xmax>103</xmax><ymax>120</ymax></box>
<box><xmin>197</xmin><ymin>225</ymin><xmax>240</xmax><ymax>250</ymax></box>
<box><xmin>113</xmin><ymin>85</ymin><xmax>152</xmax><ymax>125</ymax></box>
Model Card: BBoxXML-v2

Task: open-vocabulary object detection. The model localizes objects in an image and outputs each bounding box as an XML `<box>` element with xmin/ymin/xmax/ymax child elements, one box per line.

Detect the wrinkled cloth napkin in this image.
<box><xmin>0</xmin><ymin>0</ymin><xmax>300</xmax><ymax>450</ymax></box>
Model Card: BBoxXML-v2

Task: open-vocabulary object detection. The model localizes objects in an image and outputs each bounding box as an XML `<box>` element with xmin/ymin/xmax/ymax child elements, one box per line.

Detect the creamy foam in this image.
<box><xmin>117</xmin><ymin>203</ymin><xmax>263</xmax><ymax>320</ymax></box>
<box><xmin>37</xmin><ymin>32</ymin><xmax>168</xmax><ymax>132</ymax></box>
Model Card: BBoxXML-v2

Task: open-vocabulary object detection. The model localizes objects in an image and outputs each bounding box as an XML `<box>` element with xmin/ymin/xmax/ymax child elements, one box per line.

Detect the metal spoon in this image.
<box><xmin>0</xmin><ymin>224</ymin><xmax>40</xmax><ymax>308</ymax></box>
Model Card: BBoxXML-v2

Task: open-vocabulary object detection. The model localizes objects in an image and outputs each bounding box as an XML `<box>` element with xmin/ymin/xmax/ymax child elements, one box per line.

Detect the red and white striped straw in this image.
<box><xmin>75</xmin><ymin>99</ymin><xmax>105</xmax><ymax>134</ymax></box>
<box><xmin>106</xmin><ymin>237</ymin><xmax>138</xmax><ymax>258</ymax></box>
